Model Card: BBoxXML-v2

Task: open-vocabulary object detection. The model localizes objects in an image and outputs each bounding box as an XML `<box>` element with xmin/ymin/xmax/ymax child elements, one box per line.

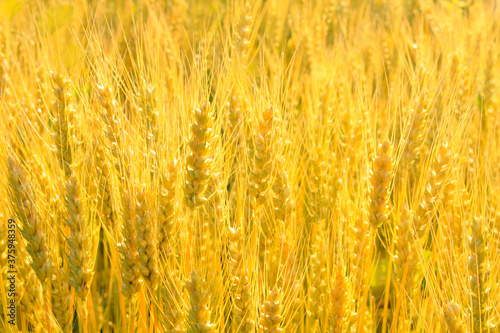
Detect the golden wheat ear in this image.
<box><xmin>158</xmin><ymin>158</ymin><xmax>178</xmax><ymax>260</ymax></box>
<box><xmin>161</xmin><ymin>274</ymin><xmax>185</xmax><ymax>332</ymax></box>
<box><xmin>50</xmin><ymin>268</ymin><xmax>74</xmax><ymax>333</ymax></box>
<box><xmin>443</xmin><ymin>301</ymin><xmax>467</xmax><ymax>333</ymax></box>
<box><xmin>468</xmin><ymin>217</ymin><xmax>492</xmax><ymax>333</ymax></box>
<box><xmin>50</xmin><ymin>72</ymin><xmax>77</xmax><ymax>178</ymax></box>
<box><xmin>7</xmin><ymin>155</ymin><xmax>52</xmax><ymax>283</ymax></box>
<box><xmin>250</xmin><ymin>106</ymin><xmax>277</xmax><ymax>209</ymax></box>
<box><xmin>328</xmin><ymin>261</ymin><xmax>352</xmax><ymax>333</ymax></box>
<box><xmin>119</xmin><ymin>189</ymin><xmax>142</xmax><ymax>297</ymax></box>
<box><xmin>184</xmin><ymin>102</ymin><xmax>216</xmax><ymax>210</ymax></box>
<box><xmin>96</xmin><ymin>83</ymin><xmax>123</xmax><ymax>161</ymax></box>
<box><xmin>64</xmin><ymin>174</ymin><xmax>96</xmax><ymax>300</ymax></box>
<box><xmin>416</xmin><ymin>142</ymin><xmax>452</xmax><ymax>239</ymax></box>
<box><xmin>259</xmin><ymin>286</ymin><xmax>282</xmax><ymax>333</ymax></box>
<box><xmin>394</xmin><ymin>203</ymin><xmax>419</xmax><ymax>298</ymax></box>
<box><xmin>228</xmin><ymin>225</ymin><xmax>255</xmax><ymax>333</ymax></box>
<box><xmin>187</xmin><ymin>270</ymin><xmax>215</xmax><ymax>332</ymax></box>
<box><xmin>368</xmin><ymin>140</ymin><xmax>393</xmax><ymax>229</ymax></box>
<box><xmin>135</xmin><ymin>186</ymin><xmax>158</xmax><ymax>290</ymax></box>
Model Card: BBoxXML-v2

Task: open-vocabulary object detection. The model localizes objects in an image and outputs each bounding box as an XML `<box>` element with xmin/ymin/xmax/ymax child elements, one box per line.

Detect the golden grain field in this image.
<box><xmin>1</xmin><ymin>0</ymin><xmax>499</xmax><ymax>332</ymax></box>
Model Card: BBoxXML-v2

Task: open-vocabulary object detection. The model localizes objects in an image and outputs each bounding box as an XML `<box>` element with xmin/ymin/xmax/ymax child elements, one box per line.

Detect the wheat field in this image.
<box><xmin>1</xmin><ymin>0</ymin><xmax>499</xmax><ymax>332</ymax></box>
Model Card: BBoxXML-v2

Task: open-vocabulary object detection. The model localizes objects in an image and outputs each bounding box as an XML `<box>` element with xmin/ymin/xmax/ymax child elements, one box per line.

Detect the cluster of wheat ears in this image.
<box><xmin>1</xmin><ymin>0</ymin><xmax>500</xmax><ymax>332</ymax></box>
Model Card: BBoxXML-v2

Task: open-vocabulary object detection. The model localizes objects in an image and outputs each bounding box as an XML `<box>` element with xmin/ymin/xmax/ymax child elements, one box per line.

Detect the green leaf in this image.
<box><xmin>43</xmin><ymin>5</ymin><xmax>74</xmax><ymax>34</ymax></box>
<box><xmin>0</xmin><ymin>0</ymin><xmax>23</xmax><ymax>20</ymax></box>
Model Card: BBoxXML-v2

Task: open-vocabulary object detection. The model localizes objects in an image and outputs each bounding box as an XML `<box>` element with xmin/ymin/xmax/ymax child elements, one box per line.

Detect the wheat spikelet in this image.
<box><xmin>394</xmin><ymin>203</ymin><xmax>419</xmax><ymax>297</ymax></box>
<box><xmin>228</xmin><ymin>225</ymin><xmax>255</xmax><ymax>332</ymax></box>
<box><xmin>161</xmin><ymin>275</ymin><xmax>185</xmax><ymax>333</ymax></box>
<box><xmin>402</xmin><ymin>95</ymin><xmax>428</xmax><ymax>169</ymax></box>
<box><xmin>50</xmin><ymin>269</ymin><xmax>74</xmax><ymax>332</ymax></box>
<box><xmin>184</xmin><ymin>102</ymin><xmax>216</xmax><ymax>209</ymax></box>
<box><xmin>16</xmin><ymin>258</ymin><xmax>46</xmax><ymax>331</ymax></box>
<box><xmin>368</xmin><ymin>140</ymin><xmax>393</xmax><ymax>229</ymax></box>
<box><xmin>139</xmin><ymin>82</ymin><xmax>159</xmax><ymax>150</ymax></box>
<box><xmin>187</xmin><ymin>270</ymin><xmax>215</xmax><ymax>333</ymax></box>
<box><xmin>416</xmin><ymin>142</ymin><xmax>452</xmax><ymax>239</ymax></box>
<box><xmin>250</xmin><ymin>106</ymin><xmax>277</xmax><ymax>208</ymax></box>
<box><xmin>136</xmin><ymin>187</ymin><xmax>158</xmax><ymax>290</ymax></box>
<box><xmin>328</xmin><ymin>262</ymin><xmax>351</xmax><ymax>333</ymax></box>
<box><xmin>468</xmin><ymin>217</ymin><xmax>491</xmax><ymax>333</ymax></box>
<box><xmin>272</xmin><ymin>157</ymin><xmax>293</xmax><ymax>226</ymax></box>
<box><xmin>137</xmin><ymin>81</ymin><xmax>160</xmax><ymax>179</ymax></box>
<box><xmin>235</xmin><ymin>2</ymin><xmax>252</xmax><ymax>64</ymax></box>
<box><xmin>50</xmin><ymin>72</ymin><xmax>77</xmax><ymax>177</ymax></box>
<box><xmin>306</xmin><ymin>244</ymin><xmax>327</xmax><ymax>330</ymax></box>
<box><xmin>7</xmin><ymin>155</ymin><xmax>51</xmax><ymax>282</ymax></box>
<box><xmin>97</xmin><ymin>83</ymin><xmax>123</xmax><ymax>160</ymax></box>
<box><xmin>158</xmin><ymin>158</ymin><xmax>178</xmax><ymax>259</ymax></box>
<box><xmin>443</xmin><ymin>301</ymin><xmax>467</xmax><ymax>333</ymax></box>
<box><xmin>259</xmin><ymin>286</ymin><xmax>282</xmax><ymax>333</ymax></box>
<box><xmin>232</xmin><ymin>268</ymin><xmax>255</xmax><ymax>333</ymax></box>
<box><xmin>94</xmin><ymin>140</ymin><xmax>116</xmax><ymax>229</ymax></box>
<box><xmin>64</xmin><ymin>174</ymin><xmax>96</xmax><ymax>300</ymax></box>
<box><xmin>119</xmin><ymin>190</ymin><xmax>142</xmax><ymax>297</ymax></box>
<box><xmin>30</xmin><ymin>153</ymin><xmax>62</xmax><ymax>226</ymax></box>
<box><xmin>35</xmin><ymin>68</ymin><xmax>48</xmax><ymax>118</ymax></box>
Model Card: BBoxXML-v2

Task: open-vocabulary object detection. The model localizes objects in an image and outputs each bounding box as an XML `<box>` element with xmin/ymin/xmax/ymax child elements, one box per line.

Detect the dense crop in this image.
<box><xmin>1</xmin><ymin>0</ymin><xmax>500</xmax><ymax>332</ymax></box>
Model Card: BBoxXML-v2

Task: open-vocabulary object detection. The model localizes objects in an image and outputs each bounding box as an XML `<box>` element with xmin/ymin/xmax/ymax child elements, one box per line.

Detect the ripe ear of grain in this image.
<box><xmin>2</xmin><ymin>1</ymin><xmax>500</xmax><ymax>332</ymax></box>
